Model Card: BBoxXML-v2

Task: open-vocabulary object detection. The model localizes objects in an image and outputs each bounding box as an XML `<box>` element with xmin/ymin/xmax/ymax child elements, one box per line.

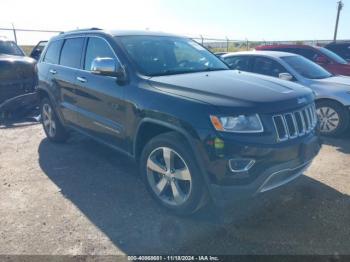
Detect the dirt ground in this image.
<box><xmin>0</xmin><ymin>121</ymin><xmax>350</xmax><ymax>256</ymax></box>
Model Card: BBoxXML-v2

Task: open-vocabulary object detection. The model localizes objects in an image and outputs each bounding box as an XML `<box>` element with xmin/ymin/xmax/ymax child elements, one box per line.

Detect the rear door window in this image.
<box><xmin>252</xmin><ymin>57</ymin><xmax>287</xmax><ymax>77</ymax></box>
<box><xmin>59</xmin><ymin>38</ymin><xmax>85</xmax><ymax>69</ymax></box>
<box><xmin>43</xmin><ymin>40</ymin><xmax>63</xmax><ymax>64</ymax></box>
<box><xmin>223</xmin><ymin>56</ymin><xmax>251</xmax><ymax>71</ymax></box>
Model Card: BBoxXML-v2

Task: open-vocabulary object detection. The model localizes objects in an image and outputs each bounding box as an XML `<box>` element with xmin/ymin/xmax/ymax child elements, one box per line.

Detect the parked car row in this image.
<box><xmin>219</xmin><ymin>43</ymin><xmax>350</xmax><ymax>137</ymax></box>
<box><xmin>35</xmin><ymin>29</ymin><xmax>321</xmax><ymax>215</ymax></box>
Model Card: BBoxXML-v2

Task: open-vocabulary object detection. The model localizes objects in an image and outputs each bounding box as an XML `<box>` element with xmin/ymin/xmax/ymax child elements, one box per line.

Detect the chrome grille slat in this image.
<box><xmin>294</xmin><ymin>111</ymin><xmax>305</xmax><ymax>136</ymax></box>
<box><xmin>273</xmin><ymin>104</ymin><xmax>318</xmax><ymax>142</ymax></box>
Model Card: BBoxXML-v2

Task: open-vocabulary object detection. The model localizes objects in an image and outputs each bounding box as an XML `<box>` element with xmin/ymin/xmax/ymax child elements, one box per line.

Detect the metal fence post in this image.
<box><xmin>12</xmin><ymin>23</ymin><xmax>18</xmax><ymax>44</ymax></box>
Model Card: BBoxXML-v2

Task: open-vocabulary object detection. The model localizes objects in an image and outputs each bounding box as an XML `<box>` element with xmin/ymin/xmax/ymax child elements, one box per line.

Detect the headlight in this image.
<box><xmin>210</xmin><ymin>114</ymin><xmax>264</xmax><ymax>133</ymax></box>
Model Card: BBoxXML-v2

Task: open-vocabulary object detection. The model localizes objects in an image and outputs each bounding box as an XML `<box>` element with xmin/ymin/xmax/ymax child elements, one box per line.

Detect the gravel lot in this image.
<box><xmin>0</xmin><ymin>121</ymin><xmax>350</xmax><ymax>255</ymax></box>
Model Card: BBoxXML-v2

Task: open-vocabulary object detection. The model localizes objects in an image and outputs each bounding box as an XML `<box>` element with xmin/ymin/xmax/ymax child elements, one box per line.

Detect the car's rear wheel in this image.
<box><xmin>316</xmin><ymin>100</ymin><xmax>349</xmax><ymax>137</ymax></box>
<box><xmin>41</xmin><ymin>98</ymin><xmax>69</xmax><ymax>143</ymax></box>
<box><xmin>140</xmin><ymin>132</ymin><xmax>208</xmax><ymax>215</ymax></box>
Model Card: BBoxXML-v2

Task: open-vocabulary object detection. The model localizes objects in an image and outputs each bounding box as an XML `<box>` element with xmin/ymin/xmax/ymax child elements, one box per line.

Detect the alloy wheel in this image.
<box><xmin>146</xmin><ymin>147</ymin><xmax>192</xmax><ymax>206</ymax></box>
<box><xmin>316</xmin><ymin>106</ymin><xmax>340</xmax><ymax>133</ymax></box>
<box><xmin>42</xmin><ymin>103</ymin><xmax>56</xmax><ymax>138</ymax></box>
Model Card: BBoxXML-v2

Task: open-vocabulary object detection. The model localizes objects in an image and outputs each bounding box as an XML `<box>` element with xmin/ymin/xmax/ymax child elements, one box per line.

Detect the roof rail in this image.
<box><xmin>60</xmin><ymin>27</ymin><xmax>102</xmax><ymax>34</ymax></box>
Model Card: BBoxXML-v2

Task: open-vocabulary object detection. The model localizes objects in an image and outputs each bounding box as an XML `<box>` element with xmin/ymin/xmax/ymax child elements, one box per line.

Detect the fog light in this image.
<box><xmin>229</xmin><ymin>159</ymin><xmax>255</xmax><ymax>173</ymax></box>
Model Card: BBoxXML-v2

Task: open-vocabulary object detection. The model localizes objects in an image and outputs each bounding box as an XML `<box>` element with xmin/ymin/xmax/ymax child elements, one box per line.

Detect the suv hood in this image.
<box><xmin>0</xmin><ymin>54</ymin><xmax>36</xmax><ymax>80</ymax></box>
<box><xmin>149</xmin><ymin>70</ymin><xmax>314</xmax><ymax>113</ymax></box>
<box><xmin>0</xmin><ymin>54</ymin><xmax>36</xmax><ymax>64</ymax></box>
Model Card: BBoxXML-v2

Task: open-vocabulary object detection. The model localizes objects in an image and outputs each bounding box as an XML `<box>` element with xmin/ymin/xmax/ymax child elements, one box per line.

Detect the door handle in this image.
<box><xmin>76</xmin><ymin>76</ymin><xmax>87</xmax><ymax>83</ymax></box>
<box><xmin>49</xmin><ymin>69</ymin><xmax>57</xmax><ymax>75</ymax></box>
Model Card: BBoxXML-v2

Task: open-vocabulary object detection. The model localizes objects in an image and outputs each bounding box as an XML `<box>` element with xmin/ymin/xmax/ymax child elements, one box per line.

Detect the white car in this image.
<box><xmin>221</xmin><ymin>51</ymin><xmax>350</xmax><ymax>136</ymax></box>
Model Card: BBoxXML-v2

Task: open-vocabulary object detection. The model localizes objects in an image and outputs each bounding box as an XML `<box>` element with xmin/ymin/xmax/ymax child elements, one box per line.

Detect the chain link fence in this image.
<box><xmin>0</xmin><ymin>27</ymin><xmax>343</xmax><ymax>55</ymax></box>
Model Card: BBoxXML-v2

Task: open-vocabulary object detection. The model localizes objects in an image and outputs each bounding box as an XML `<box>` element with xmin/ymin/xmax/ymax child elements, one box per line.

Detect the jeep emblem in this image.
<box><xmin>297</xmin><ymin>98</ymin><xmax>307</xmax><ymax>104</ymax></box>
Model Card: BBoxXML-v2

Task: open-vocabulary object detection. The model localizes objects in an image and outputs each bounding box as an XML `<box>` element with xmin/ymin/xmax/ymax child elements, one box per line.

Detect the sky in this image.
<box><xmin>1</xmin><ymin>0</ymin><xmax>349</xmax><ymax>45</ymax></box>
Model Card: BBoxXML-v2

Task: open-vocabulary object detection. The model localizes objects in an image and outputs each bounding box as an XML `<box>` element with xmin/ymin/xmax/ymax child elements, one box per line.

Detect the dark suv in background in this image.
<box><xmin>325</xmin><ymin>41</ymin><xmax>350</xmax><ymax>62</ymax></box>
<box><xmin>37</xmin><ymin>29</ymin><xmax>321</xmax><ymax>215</ymax></box>
<box><xmin>0</xmin><ymin>38</ymin><xmax>38</xmax><ymax>122</ymax></box>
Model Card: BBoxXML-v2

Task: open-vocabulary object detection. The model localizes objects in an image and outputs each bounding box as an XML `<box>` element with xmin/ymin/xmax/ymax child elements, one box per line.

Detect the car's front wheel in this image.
<box><xmin>41</xmin><ymin>98</ymin><xmax>69</xmax><ymax>143</ymax></box>
<box><xmin>316</xmin><ymin>100</ymin><xmax>349</xmax><ymax>137</ymax></box>
<box><xmin>140</xmin><ymin>132</ymin><xmax>208</xmax><ymax>215</ymax></box>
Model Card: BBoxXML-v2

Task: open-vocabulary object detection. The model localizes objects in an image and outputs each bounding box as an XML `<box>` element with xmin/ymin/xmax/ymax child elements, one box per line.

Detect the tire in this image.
<box><xmin>40</xmin><ymin>97</ymin><xmax>69</xmax><ymax>143</ymax></box>
<box><xmin>316</xmin><ymin>100</ymin><xmax>350</xmax><ymax>137</ymax></box>
<box><xmin>140</xmin><ymin>132</ymin><xmax>208</xmax><ymax>215</ymax></box>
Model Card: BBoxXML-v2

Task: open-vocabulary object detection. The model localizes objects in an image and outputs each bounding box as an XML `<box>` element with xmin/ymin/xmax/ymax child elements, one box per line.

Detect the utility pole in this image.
<box><xmin>333</xmin><ymin>0</ymin><xmax>344</xmax><ymax>42</ymax></box>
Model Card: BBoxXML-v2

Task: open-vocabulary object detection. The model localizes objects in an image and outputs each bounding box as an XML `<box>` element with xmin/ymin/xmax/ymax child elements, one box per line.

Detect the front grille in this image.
<box><xmin>273</xmin><ymin>103</ymin><xmax>317</xmax><ymax>142</ymax></box>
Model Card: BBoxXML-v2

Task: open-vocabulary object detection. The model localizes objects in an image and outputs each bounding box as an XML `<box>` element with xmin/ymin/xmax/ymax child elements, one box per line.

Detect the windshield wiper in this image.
<box><xmin>149</xmin><ymin>67</ymin><xmax>229</xmax><ymax>77</ymax></box>
<box><xmin>149</xmin><ymin>69</ymin><xmax>198</xmax><ymax>77</ymax></box>
<box><xmin>203</xmin><ymin>67</ymin><xmax>229</xmax><ymax>72</ymax></box>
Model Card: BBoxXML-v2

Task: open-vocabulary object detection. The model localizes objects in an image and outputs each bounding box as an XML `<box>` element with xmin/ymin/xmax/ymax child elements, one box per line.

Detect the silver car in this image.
<box><xmin>221</xmin><ymin>51</ymin><xmax>350</xmax><ymax>136</ymax></box>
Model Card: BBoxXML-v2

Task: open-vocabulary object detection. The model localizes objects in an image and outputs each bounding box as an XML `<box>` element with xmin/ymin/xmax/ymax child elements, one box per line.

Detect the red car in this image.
<box><xmin>256</xmin><ymin>44</ymin><xmax>350</xmax><ymax>76</ymax></box>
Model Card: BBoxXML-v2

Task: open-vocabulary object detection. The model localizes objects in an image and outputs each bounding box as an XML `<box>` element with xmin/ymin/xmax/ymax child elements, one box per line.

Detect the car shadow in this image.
<box><xmin>0</xmin><ymin>115</ymin><xmax>40</xmax><ymax>129</ymax></box>
<box><xmin>38</xmin><ymin>134</ymin><xmax>350</xmax><ymax>255</ymax></box>
<box><xmin>321</xmin><ymin>132</ymin><xmax>350</xmax><ymax>154</ymax></box>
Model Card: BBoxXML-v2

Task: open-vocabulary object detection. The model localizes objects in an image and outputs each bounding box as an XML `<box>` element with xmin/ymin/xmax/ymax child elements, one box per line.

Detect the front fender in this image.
<box><xmin>133</xmin><ymin>117</ymin><xmax>213</xmax><ymax>187</ymax></box>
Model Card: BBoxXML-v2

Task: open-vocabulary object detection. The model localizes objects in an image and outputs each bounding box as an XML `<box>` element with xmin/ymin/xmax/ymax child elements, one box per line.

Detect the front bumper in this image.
<box><xmin>197</xmin><ymin>133</ymin><xmax>322</xmax><ymax>207</ymax></box>
<box><xmin>209</xmin><ymin>158</ymin><xmax>314</xmax><ymax>207</ymax></box>
<box><xmin>0</xmin><ymin>92</ymin><xmax>38</xmax><ymax>115</ymax></box>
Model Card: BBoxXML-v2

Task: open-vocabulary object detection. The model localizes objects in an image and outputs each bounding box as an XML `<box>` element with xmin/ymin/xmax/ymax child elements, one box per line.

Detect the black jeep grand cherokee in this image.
<box><xmin>37</xmin><ymin>29</ymin><xmax>321</xmax><ymax>215</ymax></box>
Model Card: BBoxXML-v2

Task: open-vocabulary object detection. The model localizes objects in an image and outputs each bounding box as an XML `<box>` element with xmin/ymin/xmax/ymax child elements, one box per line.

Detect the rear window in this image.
<box><xmin>59</xmin><ymin>38</ymin><xmax>85</xmax><ymax>69</ymax></box>
<box><xmin>43</xmin><ymin>40</ymin><xmax>63</xmax><ymax>64</ymax></box>
<box><xmin>318</xmin><ymin>47</ymin><xmax>348</xmax><ymax>65</ymax></box>
<box><xmin>0</xmin><ymin>41</ymin><xmax>24</xmax><ymax>56</ymax></box>
<box><xmin>326</xmin><ymin>44</ymin><xmax>350</xmax><ymax>60</ymax></box>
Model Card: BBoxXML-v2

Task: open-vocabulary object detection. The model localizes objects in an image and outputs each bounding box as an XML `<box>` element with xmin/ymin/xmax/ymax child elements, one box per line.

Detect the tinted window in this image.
<box><xmin>292</xmin><ymin>48</ymin><xmax>319</xmax><ymax>60</ymax></box>
<box><xmin>0</xmin><ymin>41</ymin><xmax>24</xmax><ymax>56</ymax></box>
<box><xmin>84</xmin><ymin>37</ymin><xmax>115</xmax><ymax>70</ymax></box>
<box><xmin>318</xmin><ymin>47</ymin><xmax>348</xmax><ymax>64</ymax></box>
<box><xmin>270</xmin><ymin>47</ymin><xmax>319</xmax><ymax>61</ymax></box>
<box><xmin>43</xmin><ymin>40</ymin><xmax>63</xmax><ymax>64</ymax></box>
<box><xmin>282</xmin><ymin>55</ymin><xmax>332</xmax><ymax>79</ymax></box>
<box><xmin>252</xmin><ymin>57</ymin><xmax>287</xmax><ymax>77</ymax></box>
<box><xmin>327</xmin><ymin>44</ymin><xmax>350</xmax><ymax>60</ymax></box>
<box><xmin>223</xmin><ymin>56</ymin><xmax>250</xmax><ymax>71</ymax></box>
<box><xmin>59</xmin><ymin>38</ymin><xmax>85</xmax><ymax>69</ymax></box>
<box><xmin>118</xmin><ymin>36</ymin><xmax>228</xmax><ymax>76</ymax></box>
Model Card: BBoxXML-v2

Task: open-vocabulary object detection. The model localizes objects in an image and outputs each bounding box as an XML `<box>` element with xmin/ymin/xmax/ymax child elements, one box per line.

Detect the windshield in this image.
<box><xmin>318</xmin><ymin>47</ymin><xmax>348</xmax><ymax>65</ymax></box>
<box><xmin>0</xmin><ymin>41</ymin><xmax>24</xmax><ymax>56</ymax></box>
<box><xmin>117</xmin><ymin>36</ymin><xmax>229</xmax><ymax>76</ymax></box>
<box><xmin>282</xmin><ymin>55</ymin><xmax>333</xmax><ymax>79</ymax></box>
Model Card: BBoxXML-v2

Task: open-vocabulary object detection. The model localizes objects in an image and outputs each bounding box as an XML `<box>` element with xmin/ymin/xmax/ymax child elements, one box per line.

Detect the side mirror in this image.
<box><xmin>279</xmin><ymin>72</ymin><xmax>293</xmax><ymax>81</ymax></box>
<box><xmin>91</xmin><ymin>57</ymin><xmax>126</xmax><ymax>80</ymax></box>
<box><xmin>315</xmin><ymin>56</ymin><xmax>329</xmax><ymax>64</ymax></box>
